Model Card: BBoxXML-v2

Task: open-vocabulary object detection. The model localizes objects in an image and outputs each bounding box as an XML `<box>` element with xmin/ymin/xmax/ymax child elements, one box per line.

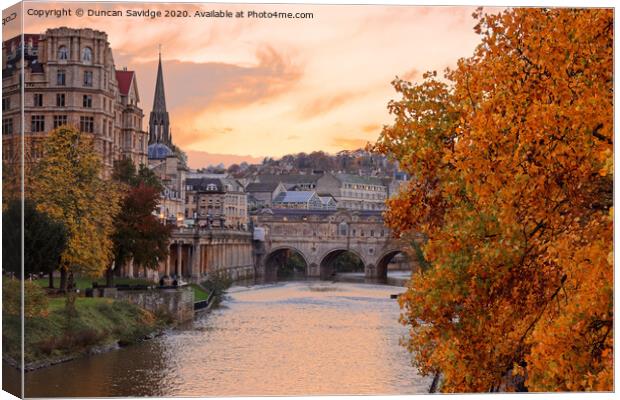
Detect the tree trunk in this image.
<box><xmin>106</xmin><ymin>266</ymin><xmax>114</xmax><ymax>288</ymax></box>
<box><xmin>67</xmin><ymin>271</ymin><xmax>75</xmax><ymax>291</ymax></box>
<box><xmin>48</xmin><ymin>268</ymin><xmax>55</xmax><ymax>289</ymax></box>
<box><xmin>59</xmin><ymin>268</ymin><xmax>67</xmax><ymax>292</ymax></box>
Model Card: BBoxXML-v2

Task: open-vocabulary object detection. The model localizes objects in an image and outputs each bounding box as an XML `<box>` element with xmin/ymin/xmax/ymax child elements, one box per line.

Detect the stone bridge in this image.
<box><xmin>251</xmin><ymin>209</ymin><xmax>416</xmax><ymax>280</ymax></box>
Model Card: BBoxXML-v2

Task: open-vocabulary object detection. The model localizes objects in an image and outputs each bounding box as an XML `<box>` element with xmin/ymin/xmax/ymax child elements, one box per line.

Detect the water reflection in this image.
<box><xmin>19</xmin><ymin>281</ymin><xmax>429</xmax><ymax>397</ymax></box>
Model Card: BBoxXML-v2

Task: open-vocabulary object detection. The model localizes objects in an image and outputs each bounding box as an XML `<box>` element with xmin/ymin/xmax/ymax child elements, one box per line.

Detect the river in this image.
<box><xmin>6</xmin><ymin>280</ymin><xmax>430</xmax><ymax>397</ymax></box>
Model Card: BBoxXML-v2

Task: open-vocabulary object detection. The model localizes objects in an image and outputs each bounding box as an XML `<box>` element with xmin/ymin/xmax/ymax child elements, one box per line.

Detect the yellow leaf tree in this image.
<box><xmin>373</xmin><ymin>8</ymin><xmax>612</xmax><ymax>392</ymax></box>
<box><xmin>31</xmin><ymin>126</ymin><xmax>121</xmax><ymax>287</ymax></box>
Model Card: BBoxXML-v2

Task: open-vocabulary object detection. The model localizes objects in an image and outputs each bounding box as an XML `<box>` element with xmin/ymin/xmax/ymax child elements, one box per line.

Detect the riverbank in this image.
<box><xmin>3</xmin><ymin>296</ymin><xmax>171</xmax><ymax>371</ymax></box>
<box><xmin>15</xmin><ymin>281</ymin><xmax>430</xmax><ymax>397</ymax></box>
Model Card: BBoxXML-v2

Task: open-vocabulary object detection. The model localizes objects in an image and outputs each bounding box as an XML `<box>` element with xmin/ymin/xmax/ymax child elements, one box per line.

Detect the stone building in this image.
<box><xmin>185</xmin><ymin>177</ymin><xmax>248</xmax><ymax>229</ymax></box>
<box><xmin>316</xmin><ymin>173</ymin><xmax>387</xmax><ymax>210</ymax></box>
<box><xmin>1</xmin><ymin>28</ymin><xmax>147</xmax><ymax>177</ymax></box>
<box><xmin>254</xmin><ymin>173</ymin><xmax>321</xmax><ymax>190</ymax></box>
<box><xmin>244</xmin><ymin>181</ymin><xmax>286</xmax><ymax>209</ymax></box>
<box><xmin>148</xmin><ymin>143</ymin><xmax>187</xmax><ymax>225</ymax></box>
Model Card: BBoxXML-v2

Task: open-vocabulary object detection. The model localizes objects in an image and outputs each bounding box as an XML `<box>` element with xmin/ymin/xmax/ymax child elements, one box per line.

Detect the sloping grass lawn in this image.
<box><xmin>190</xmin><ymin>284</ymin><xmax>210</xmax><ymax>302</ymax></box>
<box><xmin>3</xmin><ymin>296</ymin><xmax>163</xmax><ymax>367</ymax></box>
<box><xmin>33</xmin><ymin>276</ymin><xmax>155</xmax><ymax>291</ymax></box>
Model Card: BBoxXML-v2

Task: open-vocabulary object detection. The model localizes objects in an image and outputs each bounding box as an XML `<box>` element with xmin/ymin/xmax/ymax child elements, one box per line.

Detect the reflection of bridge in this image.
<box><xmin>251</xmin><ymin>209</ymin><xmax>417</xmax><ymax>280</ymax></box>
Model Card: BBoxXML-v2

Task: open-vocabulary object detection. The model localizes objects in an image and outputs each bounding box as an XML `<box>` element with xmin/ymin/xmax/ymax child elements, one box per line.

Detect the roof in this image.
<box><xmin>245</xmin><ymin>182</ymin><xmax>282</xmax><ymax>193</ymax></box>
<box><xmin>115</xmin><ymin>70</ymin><xmax>135</xmax><ymax>96</ymax></box>
<box><xmin>147</xmin><ymin>143</ymin><xmax>173</xmax><ymax>159</ymax></box>
<box><xmin>335</xmin><ymin>173</ymin><xmax>385</xmax><ymax>186</ymax></box>
<box><xmin>186</xmin><ymin>178</ymin><xmax>223</xmax><ymax>192</ymax></box>
<box><xmin>274</xmin><ymin>191</ymin><xmax>317</xmax><ymax>203</ymax></box>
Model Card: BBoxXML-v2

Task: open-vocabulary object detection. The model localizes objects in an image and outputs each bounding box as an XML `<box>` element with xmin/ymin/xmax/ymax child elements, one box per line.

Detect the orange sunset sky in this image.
<box><xmin>12</xmin><ymin>2</ymin><xmax>503</xmax><ymax>168</ymax></box>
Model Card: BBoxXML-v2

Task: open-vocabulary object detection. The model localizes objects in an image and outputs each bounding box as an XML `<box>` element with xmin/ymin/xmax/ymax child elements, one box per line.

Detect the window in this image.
<box><xmin>338</xmin><ymin>221</ymin><xmax>348</xmax><ymax>236</ymax></box>
<box><xmin>82</xmin><ymin>47</ymin><xmax>92</xmax><ymax>63</ymax></box>
<box><xmin>80</xmin><ymin>116</ymin><xmax>94</xmax><ymax>133</ymax></box>
<box><xmin>33</xmin><ymin>93</ymin><xmax>43</xmax><ymax>107</ymax></box>
<box><xmin>57</xmin><ymin>46</ymin><xmax>69</xmax><ymax>60</ymax></box>
<box><xmin>2</xmin><ymin>118</ymin><xmax>13</xmax><ymax>135</ymax></box>
<box><xmin>2</xmin><ymin>97</ymin><xmax>10</xmax><ymax>111</ymax></box>
<box><xmin>31</xmin><ymin>115</ymin><xmax>45</xmax><ymax>132</ymax></box>
<box><xmin>53</xmin><ymin>115</ymin><xmax>68</xmax><ymax>129</ymax></box>
<box><xmin>57</xmin><ymin>70</ymin><xmax>66</xmax><ymax>86</ymax></box>
<box><xmin>56</xmin><ymin>93</ymin><xmax>65</xmax><ymax>107</ymax></box>
<box><xmin>83</xmin><ymin>71</ymin><xmax>93</xmax><ymax>87</ymax></box>
<box><xmin>83</xmin><ymin>95</ymin><xmax>92</xmax><ymax>108</ymax></box>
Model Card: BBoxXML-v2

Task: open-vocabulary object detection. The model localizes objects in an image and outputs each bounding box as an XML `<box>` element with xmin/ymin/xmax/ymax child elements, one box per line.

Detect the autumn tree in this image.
<box><xmin>372</xmin><ymin>8</ymin><xmax>612</xmax><ymax>392</ymax></box>
<box><xmin>109</xmin><ymin>159</ymin><xmax>172</xmax><ymax>286</ymax></box>
<box><xmin>30</xmin><ymin>126</ymin><xmax>121</xmax><ymax>290</ymax></box>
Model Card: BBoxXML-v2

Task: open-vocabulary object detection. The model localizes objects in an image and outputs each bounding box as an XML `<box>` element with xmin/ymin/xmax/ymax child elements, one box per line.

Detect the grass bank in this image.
<box><xmin>3</xmin><ymin>294</ymin><xmax>167</xmax><ymax>370</ymax></box>
<box><xmin>190</xmin><ymin>284</ymin><xmax>210</xmax><ymax>302</ymax></box>
<box><xmin>33</xmin><ymin>276</ymin><xmax>154</xmax><ymax>291</ymax></box>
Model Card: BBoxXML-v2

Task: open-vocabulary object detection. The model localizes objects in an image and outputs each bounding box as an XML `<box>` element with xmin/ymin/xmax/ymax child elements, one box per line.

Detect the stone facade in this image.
<box><xmin>161</xmin><ymin>228</ymin><xmax>254</xmax><ymax>281</ymax></box>
<box><xmin>252</xmin><ymin>208</ymin><xmax>417</xmax><ymax>280</ymax></box>
<box><xmin>101</xmin><ymin>287</ymin><xmax>195</xmax><ymax>323</ymax></box>
<box><xmin>316</xmin><ymin>173</ymin><xmax>388</xmax><ymax>211</ymax></box>
<box><xmin>149</xmin><ymin>153</ymin><xmax>187</xmax><ymax>225</ymax></box>
<box><xmin>1</xmin><ymin>28</ymin><xmax>147</xmax><ymax>177</ymax></box>
<box><xmin>185</xmin><ymin>177</ymin><xmax>248</xmax><ymax>228</ymax></box>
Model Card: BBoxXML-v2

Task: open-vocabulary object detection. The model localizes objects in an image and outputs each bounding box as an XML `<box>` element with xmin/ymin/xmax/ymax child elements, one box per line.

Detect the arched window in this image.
<box><xmin>338</xmin><ymin>221</ymin><xmax>348</xmax><ymax>236</ymax></box>
<box><xmin>82</xmin><ymin>47</ymin><xmax>92</xmax><ymax>63</ymax></box>
<box><xmin>58</xmin><ymin>46</ymin><xmax>69</xmax><ymax>60</ymax></box>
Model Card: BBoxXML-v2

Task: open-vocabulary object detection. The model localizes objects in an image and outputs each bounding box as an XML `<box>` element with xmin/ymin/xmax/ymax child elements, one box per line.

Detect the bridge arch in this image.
<box><xmin>318</xmin><ymin>248</ymin><xmax>366</xmax><ymax>280</ymax></box>
<box><xmin>375</xmin><ymin>249</ymin><xmax>410</xmax><ymax>280</ymax></box>
<box><xmin>264</xmin><ymin>246</ymin><xmax>311</xmax><ymax>280</ymax></box>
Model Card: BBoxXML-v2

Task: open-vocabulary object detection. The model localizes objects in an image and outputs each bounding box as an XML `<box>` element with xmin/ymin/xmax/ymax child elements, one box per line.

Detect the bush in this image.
<box><xmin>3</xmin><ymin>279</ymin><xmax>49</xmax><ymax>318</ymax></box>
<box><xmin>201</xmin><ymin>270</ymin><xmax>232</xmax><ymax>306</ymax></box>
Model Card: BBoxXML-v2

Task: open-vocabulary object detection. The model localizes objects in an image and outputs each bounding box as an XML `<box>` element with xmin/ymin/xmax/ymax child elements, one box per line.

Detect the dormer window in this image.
<box><xmin>82</xmin><ymin>47</ymin><xmax>92</xmax><ymax>63</ymax></box>
<box><xmin>207</xmin><ymin>184</ymin><xmax>217</xmax><ymax>191</ymax></box>
<box><xmin>58</xmin><ymin>46</ymin><xmax>69</xmax><ymax>60</ymax></box>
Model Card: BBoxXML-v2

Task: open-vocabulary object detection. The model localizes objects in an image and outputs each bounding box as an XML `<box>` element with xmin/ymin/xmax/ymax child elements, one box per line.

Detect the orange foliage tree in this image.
<box><xmin>372</xmin><ymin>8</ymin><xmax>612</xmax><ymax>392</ymax></box>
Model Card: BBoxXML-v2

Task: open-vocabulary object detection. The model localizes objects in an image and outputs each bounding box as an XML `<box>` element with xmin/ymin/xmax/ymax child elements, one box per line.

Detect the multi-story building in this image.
<box><xmin>185</xmin><ymin>177</ymin><xmax>248</xmax><ymax>229</ymax></box>
<box><xmin>1</xmin><ymin>28</ymin><xmax>147</xmax><ymax>177</ymax></box>
<box><xmin>254</xmin><ymin>173</ymin><xmax>321</xmax><ymax>190</ymax></box>
<box><xmin>316</xmin><ymin>173</ymin><xmax>388</xmax><ymax>210</ymax></box>
<box><xmin>244</xmin><ymin>181</ymin><xmax>286</xmax><ymax>209</ymax></box>
<box><xmin>116</xmin><ymin>68</ymin><xmax>146</xmax><ymax>166</ymax></box>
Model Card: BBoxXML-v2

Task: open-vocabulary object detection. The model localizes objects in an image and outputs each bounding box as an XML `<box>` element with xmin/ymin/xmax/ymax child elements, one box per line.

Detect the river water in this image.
<box><xmin>8</xmin><ymin>280</ymin><xmax>430</xmax><ymax>397</ymax></box>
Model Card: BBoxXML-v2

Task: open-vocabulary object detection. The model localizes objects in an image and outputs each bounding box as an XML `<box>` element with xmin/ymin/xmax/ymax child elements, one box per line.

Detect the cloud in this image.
<box><xmin>361</xmin><ymin>123</ymin><xmax>381</xmax><ymax>134</ymax></box>
<box><xmin>331</xmin><ymin>137</ymin><xmax>370</xmax><ymax>150</ymax></box>
<box><xmin>186</xmin><ymin>150</ymin><xmax>263</xmax><ymax>169</ymax></box>
<box><xmin>401</xmin><ymin>68</ymin><xmax>421</xmax><ymax>82</ymax></box>
<box><xmin>298</xmin><ymin>90</ymin><xmax>367</xmax><ymax>119</ymax></box>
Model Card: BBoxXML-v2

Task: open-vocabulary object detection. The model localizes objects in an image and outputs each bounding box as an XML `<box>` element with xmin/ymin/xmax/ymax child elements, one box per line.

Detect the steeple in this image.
<box><xmin>149</xmin><ymin>47</ymin><xmax>171</xmax><ymax>146</ymax></box>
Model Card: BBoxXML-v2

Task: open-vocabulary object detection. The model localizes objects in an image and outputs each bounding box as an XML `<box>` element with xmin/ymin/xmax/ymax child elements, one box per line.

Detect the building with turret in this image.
<box><xmin>146</xmin><ymin>51</ymin><xmax>187</xmax><ymax>225</ymax></box>
<box><xmin>1</xmin><ymin>27</ymin><xmax>147</xmax><ymax>177</ymax></box>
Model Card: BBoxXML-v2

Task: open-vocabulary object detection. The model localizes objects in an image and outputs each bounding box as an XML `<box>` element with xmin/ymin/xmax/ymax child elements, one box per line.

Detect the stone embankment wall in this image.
<box><xmin>96</xmin><ymin>287</ymin><xmax>194</xmax><ymax>323</ymax></box>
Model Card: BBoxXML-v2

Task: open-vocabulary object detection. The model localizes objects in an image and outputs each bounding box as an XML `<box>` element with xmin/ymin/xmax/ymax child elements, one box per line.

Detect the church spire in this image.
<box><xmin>152</xmin><ymin>48</ymin><xmax>167</xmax><ymax>112</ymax></box>
<box><xmin>149</xmin><ymin>47</ymin><xmax>171</xmax><ymax>146</ymax></box>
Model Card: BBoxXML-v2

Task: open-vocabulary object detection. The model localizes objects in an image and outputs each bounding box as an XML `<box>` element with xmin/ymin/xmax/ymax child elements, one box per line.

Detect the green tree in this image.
<box><xmin>31</xmin><ymin>126</ymin><xmax>121</xmax><ymax>290</ymax></box>
<box><xmin>2</xmin><ymin>199</ymin><xmax>68</xmax><ymax>286</ymax></box>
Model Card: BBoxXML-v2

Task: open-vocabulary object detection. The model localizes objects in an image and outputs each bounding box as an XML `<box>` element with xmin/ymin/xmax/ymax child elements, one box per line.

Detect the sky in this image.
<box><xmin>14</xmin><ymin>2</ymin><xmax>502</xmax><ymax>168</ymax></box>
